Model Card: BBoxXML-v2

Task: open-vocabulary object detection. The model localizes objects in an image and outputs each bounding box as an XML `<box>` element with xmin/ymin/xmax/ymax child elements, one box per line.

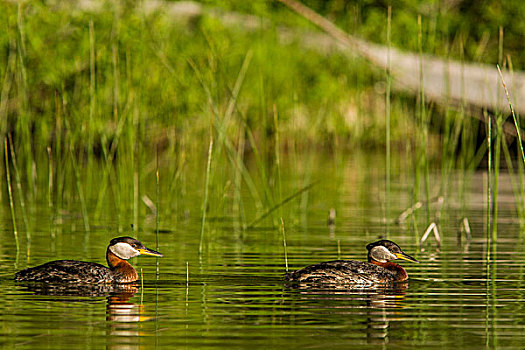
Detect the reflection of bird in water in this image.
<box><xmin>285</xmin><ymin>240</ymin><xmax>418</xmax><ymax>285</ymax></box>
<box><xmin>15</xmin><ymin>237</ymin><xmax>162</xmax><ymax>284</ymax></box>
<box><xmin>18</xmin><ymin>282</ymin><xmax>138</xmax><ymax>297</ymax></box>
<box><xmin>107</xmin><ymin>291</ymin><xmax>156</xmax><ymax>324</ymax></box>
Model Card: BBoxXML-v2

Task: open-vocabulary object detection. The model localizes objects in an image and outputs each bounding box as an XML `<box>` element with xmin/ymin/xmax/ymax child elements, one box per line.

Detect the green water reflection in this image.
<box><xmin>1</xmin><ymin>151</ymin><xmax>524</xmax><ymax>349</ymax></box>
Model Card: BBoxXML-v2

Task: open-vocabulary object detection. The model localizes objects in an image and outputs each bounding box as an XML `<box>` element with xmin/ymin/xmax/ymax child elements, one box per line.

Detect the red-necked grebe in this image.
<box><xmin>285</xmin><ymin>240</ymin><xmax>418</xmax><ymax>285</ymax></box>
<box><xmin>14</xmin><ymin>237</ymin><xmax>162</xmax><ymax>284</ymax></box>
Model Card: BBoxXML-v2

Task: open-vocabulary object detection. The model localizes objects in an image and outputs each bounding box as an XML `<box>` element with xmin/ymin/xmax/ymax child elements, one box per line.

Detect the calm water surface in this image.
<box><xmin>1</xmin><ymin>152</ymin><xmax>524</xmax><ymax>349</ymax></box>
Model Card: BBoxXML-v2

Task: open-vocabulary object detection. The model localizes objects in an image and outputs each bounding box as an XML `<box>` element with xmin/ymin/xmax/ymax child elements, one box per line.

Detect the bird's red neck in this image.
<box><xmin>106</xmin><ymin>249</ymin><xmax>139</xmax><ymax>283</ymax></box>
<box><xmin>369</xmin><ymin>259</ymin><xmax>408</xmax><ymax>282</ymax></box>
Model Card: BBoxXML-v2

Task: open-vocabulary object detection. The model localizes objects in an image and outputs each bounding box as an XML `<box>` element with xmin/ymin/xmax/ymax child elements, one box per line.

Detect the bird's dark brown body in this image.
<box><xmin>285</xmin><ymin>240</ymin><xmax>418</xmax><ymax>285</ymax></box>
<box><xmin>14</xmin><ymin>237</ymin><xmax>162</xmax><ymax>284</ymax></box>
<box><xmin>15</xmin><ymin>260</ymin><xmax>115</xmax><ymax>284</ymax></box>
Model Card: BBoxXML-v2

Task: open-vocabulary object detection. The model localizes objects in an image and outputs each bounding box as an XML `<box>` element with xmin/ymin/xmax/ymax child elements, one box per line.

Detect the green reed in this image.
<box><xmin>501</xmin><ymin>134</ymin><xmax>524</xmax><ymax>218</ymax></box>
<box><xmin>88</xmin><ymin>19</ymin><xmax>96</xmax><ymax>162</ymax></box>
<box><xmin>497</xmin><ymin>64</ymin><xmax>525</xmax><ymax>225</ymax></box>
<box><xmin>385</xmin><ymin>6</ymin><xmax>392</xmax><ymax>236</ymax></box>
<box><xmin>232</xmin><ymin>126</ymin><xmax>246</xmax><ymax>231</ymax></box>
<box><xmin>47</xmin><ymin>147</ymin><xmax>52</xmax><ymax>208</ymax></box>
<box><xmin>409</xmin><ymin>15</ymin><xmax>430</xmax><ymax>235</ymax></box>
<box><xmin>140</xmin><ymin>267</ymin><xmax>144</xmax><ymax>304</ymax></box>
<box><xmin>497</xmin><ymin>67</ymin><xmax>525</xmax><ymax>167</ymax></box>
<box><xmin>199</xmin><ymin>134</ymin><xmax>213</xmax><ymax>255</ymax></box>
<box><xmin>0</xmin><ymin>36</ymin><xmax>14</xmax><ymax>186</ymax></box>
<box><xmin>273</xmin><ymin>105</ymin><xmax>283</xmax><ymax>223</ymax></box>
<box><xmin>52</xmin><ymin>93</ymin><xmax>63</xmax><ymax>219</ymax></box>
<box><xmin>16</xmin><ymin>3</ymin><xmax>36</xmax><ymax>204</ymax></box>
<box><xmin>486</xmin><ymin>111</ymin><xmax>492</xmax><ymax>242</ymax></box>
<box><xmin>439</xmin><ymin>37</ymin><xmax>464</xmax><ymax>205</ymax></box>
<box><xmin>8</xmin><ymin>134</ymin><xmax>30</xmax><ymax>250</ymax></box>
<box><xmin>238</xmin><ymin>112</ymin><xmax>271</xmax><ymax>213</ymax></box>
<box><xmin>133</xmin><ymin>103</ymin><xmax>141</xmax><ymax>234</ymax></box>
<box><xmin>92</xmin><ymin>108</ymin><xmax>127</xmax><ymax>231</ymax></box>
<box><xmin>4</xmin><ymin>138</ymin><xmax>19</xmax><ymax>255</ymax></box>
<box><xmin>155</xmin><ymin>148</ymin><xmax>160</xmax><ymax>276</ymax></box>
<box><xmin>280</xmin><ymin>218</ymin><xmax>288</xmax><ymax>272</ymax></box>
<box><xmin>490</xmin><ymin>27</ymin><xmax>505</xmax><ymax>237</ymax></box>
<box><xmin>186</xmin><ymin>261</ymin><xmax>190</xmax><ymax>304</ymax></box>
<box><xmin>68</xmin><ymin>136</ymin><xmax>90</xmax><ymax>233</ymax></box>
<box><xmin>517</xmin><ymin>117</ymin><xmax>525</xmax><ymax>227</ymax></box>
<box><xmin>418</xmin><ymin>16</ymin><xmax>431</xmax><ymax>224</ymax></box>
<box><xmin>492</xmin><ymin>116</ymin><xmax>502</xmax><ymax>237</ymax></box>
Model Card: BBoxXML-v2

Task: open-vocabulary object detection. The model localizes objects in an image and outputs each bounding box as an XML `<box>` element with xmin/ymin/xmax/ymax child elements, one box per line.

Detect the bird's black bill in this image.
<box><xmin>395</xmin><ymin>252</ymin><xmax>419</xmax><ymax>263</ymax></box>
<box><xmin>138</xmin><ymin>247</ymin><xmax>163</xmax><ymax>257</ymax></box>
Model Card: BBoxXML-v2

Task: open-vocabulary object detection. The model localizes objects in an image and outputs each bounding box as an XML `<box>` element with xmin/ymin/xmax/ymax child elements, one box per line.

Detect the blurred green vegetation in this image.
<box><xmin>0</xmin><ymin>0</ymin><xmax>521</xmax><ymax>159</ymax></box>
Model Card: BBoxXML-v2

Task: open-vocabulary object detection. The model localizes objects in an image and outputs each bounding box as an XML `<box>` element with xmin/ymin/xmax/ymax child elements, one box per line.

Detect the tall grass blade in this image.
<box><xmin>280</xmin><ymin>218</ymin><xmax>288</xmax><ymax>272</ymax></box>
<box><xmin>501</xmin><ymin>136</ymin><xmax>524</xmax><ymax>218</ymax></box>
<box><xmin>133</xmin><ymin>108</ymin><xmax>141</xmax><ymax>234</ymax></box>
<box><xmin>0</xmin><ymin>41</ymin><xmax>15</xmax><ymax>158</ymax></box>
<box><xmin>233</xmin><ymin>127</ymin><xmax>247</xmax><ymax>231</ymax></box>
<box><xmin>273</xmin><ymin>105</ymin><xmax>283</xmax><ymax>222</ymax></box>
<box><xmin>485</xmin><ymin>110</ymin><xmax>492</xmax><ymax>251</ymax></box>
<box><xmin>492</xmin><ymin>117</ymin><xmax>501</xmax><ymax>238</ymax></box>
<box><xmin>5</xmin><ymin>138</ymin><xmax>19</xmax><ymax>255</ymax></box>
<box><xmin>17</xmin><ymin>3</ymin><xmax>36</xmax><ymax>203</ymax></box>
<box><xmin>88</xmin><ymin>20</ymin><xmax>96</xmax><ymax>164</ymax></box>
<box><xmin>497</xmin><ymin>64</ymin><xmax>525</xmax><ymax>226</ymax></box>
<box><xmin>199</xmin><ymin>135</ymin><xmax>214</xmax><ymax>255</ymax></box>
<box><xmin>140</xmin><ymin>268</ymin><xmax>144</xmax><ymax>305</ymax></box>
<box><xmin>497</xmin><ymin>65</ymin><xmax>525</xmax><ymax>166</ymax></box>
<box><xmin>93</xmin><ymin>114</ymin><xmax>126</xmax><ymax>227</ymax></box>
<box><xmin>186</xmin><ymin>261</ymin><xmax>190</xmax><ymax>304</ymax></box>
<box><xmin>47</xmin><ymin>147</ymin><xmax>53</xmax><ymax>209</ymax></box>
<box><xmin>53</xmin><ymin>92</ymin><xmax>64</xmax><ymax>219</ymax></box>
<box><xmin>385</xmin><ymin>5</ymin><xmax>392</xmax><ymax>236</ymax></box>
<box><xmin>155</xmin><ymin>147</ymin><xmax>160</xmax><ymax>277</ymax></box>
<box><xmin>236</xmin><ymin>116</ymin><xmax>271</xmax><ymax>211</ymax></box>
<box><xmin>417</xmin><ymin>15</ymin><xmax>431</xmax><ymax>224</ymax></box>
<box><xmin>213</xmin><ymin>50</ymin><xmax>252</xmax><ymax>164</ymax></box>
<box><xmin>67</xmin><ymin>132</ymin><xmax>90</xmax><ymax>233</ymax></box>
<box><xmin>8</xmin><ymin>134</ymin><xmax>30</xmax><ymax>251</ymax></box>
<box><xmin>491</xmin><ymin>28</ymin><xmax>505</xmax><ymax>238</ymax></box>
<box><xmin>226</xmin><ymin>50</ymin><xmax>253</xmax><ymax>120</ymax></box>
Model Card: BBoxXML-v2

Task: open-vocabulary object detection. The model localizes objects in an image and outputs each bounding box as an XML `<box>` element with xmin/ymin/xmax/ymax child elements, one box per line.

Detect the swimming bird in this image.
<box><xmin>285</xmin><ymin>240</ymin><xmax>418</xmax><ymax>285</ymax></box>
<box><xmin>14</xmin><ymin>237</ymin><xmax>162</xmax><ymax>284</ymax></box>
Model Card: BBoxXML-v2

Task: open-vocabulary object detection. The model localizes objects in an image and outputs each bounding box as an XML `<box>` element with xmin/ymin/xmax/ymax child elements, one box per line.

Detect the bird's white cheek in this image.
<box><xmin>110</xmin><ymin>242</ymin><xmax>140</xmax><ymax>259</ymax></box>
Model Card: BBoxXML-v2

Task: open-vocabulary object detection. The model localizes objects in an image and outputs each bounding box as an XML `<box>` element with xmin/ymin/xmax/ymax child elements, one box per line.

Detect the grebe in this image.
<box><xmin>285</xmin><ymin>240</ymin><xmax>418</xmax><ymax>285</ymax></box>
<box><xmin>15</xmin><ymin>237</ymin><xmax>162</xmax><ymax>284</ymax></box>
